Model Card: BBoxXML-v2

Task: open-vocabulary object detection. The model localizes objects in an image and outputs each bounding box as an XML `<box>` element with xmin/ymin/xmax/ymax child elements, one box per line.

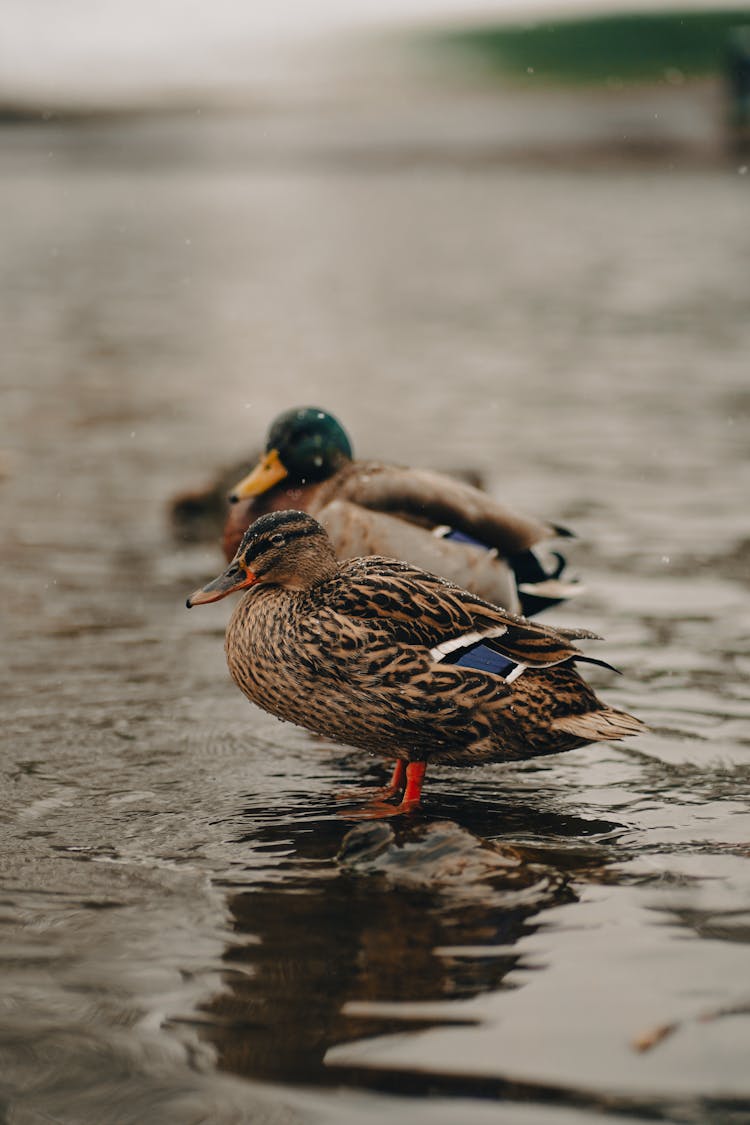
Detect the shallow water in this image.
<box><xmin>1</xmin><ymin>115</ymin><xmax>749</xmax><ymax>1124</ymax></box>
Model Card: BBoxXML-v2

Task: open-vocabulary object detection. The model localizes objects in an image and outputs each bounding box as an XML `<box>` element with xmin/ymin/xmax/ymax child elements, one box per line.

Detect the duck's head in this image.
<box><xmin>186</xmin><ymin>510</ymin><xmax>337</xmax><ymax>606</ymax></box>
<box><xmin>228</xmin><ymin>407</ymin><xmax>352</xmax><ymax>503</ymax></box>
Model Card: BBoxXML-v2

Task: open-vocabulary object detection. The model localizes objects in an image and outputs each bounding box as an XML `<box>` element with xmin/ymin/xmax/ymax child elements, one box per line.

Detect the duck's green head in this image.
<box><xmin>228</xmin><ymin>407</ymin><xmax>353</xmax><ymax>503</ymax></box>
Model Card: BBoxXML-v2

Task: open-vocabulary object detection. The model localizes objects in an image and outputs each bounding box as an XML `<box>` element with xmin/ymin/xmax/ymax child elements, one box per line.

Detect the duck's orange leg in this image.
<box><xmin>340</xmin><ymin>761</ymin><xmax>426</xmax><ymax>819</ymax></box>
<box><xmin>383</xmin><ymin>759</ymin><xmax>407</xmax><ymax>799</ymax></box>
<box><xmin>400</xmin><ymin>761</ymin><xmax>426</xmax><ymax>810</ymax></box>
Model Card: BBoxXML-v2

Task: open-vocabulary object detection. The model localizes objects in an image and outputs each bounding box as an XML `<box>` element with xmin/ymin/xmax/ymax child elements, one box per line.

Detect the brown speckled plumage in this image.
<box><xmin>188</xmin><ymin>510</ymin><xmax>644</xmax><ymax>813</ymax></box>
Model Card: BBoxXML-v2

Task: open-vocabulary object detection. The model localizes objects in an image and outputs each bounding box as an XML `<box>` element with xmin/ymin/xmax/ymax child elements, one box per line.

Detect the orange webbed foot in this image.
<box><xmin>338</xmin><ymin>797</ymin><xmax>421</xmax><ymax>820</ymax></box>
<box><xmin>334</xmin><ymin>760</ymin><xmax>406</xmax><ymax>805</ymax></box>
<box><xmin>335</xmin><ymin>785</ymin><xmax>400</xmax><ymax>804</ymax></box>
<box><xmin>337</xmin><ymin>762</ymin><xmax>425</xmax><ymax>820</ymax></box>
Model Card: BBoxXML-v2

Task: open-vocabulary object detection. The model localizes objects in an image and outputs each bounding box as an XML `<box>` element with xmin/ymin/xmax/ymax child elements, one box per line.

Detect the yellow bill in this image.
<box><xmin>229</xmin><ymin>448</ymin><xmax>288</xmax><ymax>502</ymax></box>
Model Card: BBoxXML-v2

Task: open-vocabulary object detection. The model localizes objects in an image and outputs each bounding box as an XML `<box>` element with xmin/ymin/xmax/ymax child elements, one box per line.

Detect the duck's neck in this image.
<box><xmin>283</xmin><ymin>552</ymin><xmax>339</xmax><ymax>591</ymax></box>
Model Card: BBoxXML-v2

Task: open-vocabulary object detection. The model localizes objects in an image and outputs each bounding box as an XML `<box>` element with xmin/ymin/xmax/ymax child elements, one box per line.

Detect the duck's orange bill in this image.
<box><xmin>186</xmin><ymin>565</ymin><xmax>257</xmax><ymax>607</ymax></box>
<box><xmin>228</xmin><ymin>448</ymin><xmax>288</xmax><ymax>503</ymax></box>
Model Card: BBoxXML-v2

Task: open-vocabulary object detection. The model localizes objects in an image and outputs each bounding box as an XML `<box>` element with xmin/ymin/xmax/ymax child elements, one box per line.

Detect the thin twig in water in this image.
<box><xmin>632</xmin><ymin>1000</ymin><xmax>750</xmax><ymax>1053</ymax></box>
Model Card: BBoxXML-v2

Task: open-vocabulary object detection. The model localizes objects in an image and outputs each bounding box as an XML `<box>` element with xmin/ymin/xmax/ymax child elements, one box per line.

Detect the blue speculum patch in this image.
<box><xmin>440</xmin><ymin>527</ymin><xmax>488</xmax><ymax>549</ymax></box>
<box><xmin>437</xmin><ymin>525</ymin><xmax>571</xmax><ymax>617</ymax></box>
<box><xmin>444</xmin><ymin>641</ymin><xmax>517</xmax><ymax>679</ymax></box>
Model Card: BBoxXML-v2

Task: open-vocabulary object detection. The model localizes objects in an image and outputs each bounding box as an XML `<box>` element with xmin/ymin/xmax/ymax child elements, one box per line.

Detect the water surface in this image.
<box><xmin>1</xmin><ymin>116</ymin><xmax>749</xmax><ymax>1124</ymax></box>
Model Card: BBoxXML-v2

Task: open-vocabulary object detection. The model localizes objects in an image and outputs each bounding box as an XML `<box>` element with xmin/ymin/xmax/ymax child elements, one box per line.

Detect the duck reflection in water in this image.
<box><xmin>195</xmin><ymin>805</ymin><xmax>621</xmax><ymax>1088</ymax></box>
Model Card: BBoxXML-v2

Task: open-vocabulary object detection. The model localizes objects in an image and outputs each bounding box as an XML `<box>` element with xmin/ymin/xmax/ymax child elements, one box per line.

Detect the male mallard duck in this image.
<box><xmin>187</xmin><ymin>510</ymin><xmax>643</xmax><ymax>816</ymax></box>
<box><xmin>224</xmin><ymin>407</ymin><xmax>580</xmax><ymax>618</ymax></box>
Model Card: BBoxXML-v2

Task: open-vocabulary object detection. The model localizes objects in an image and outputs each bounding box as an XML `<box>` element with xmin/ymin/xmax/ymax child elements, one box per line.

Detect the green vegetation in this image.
<box><xmin>431</xmin><ymin>8</ymin><xmax>750</xmax><ymax>85</ymax></box>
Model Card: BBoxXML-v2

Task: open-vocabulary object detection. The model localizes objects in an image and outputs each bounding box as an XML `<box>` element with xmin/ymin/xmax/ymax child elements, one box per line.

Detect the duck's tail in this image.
<box><xmin>550</xmin><ymin>706</ymin><xmax>646</xmax><ymax>743</ymax></box>
<box><xmin>510</xmin><ymin>547</ymin><xmax>583</xmax><ymax>617</ymax></box>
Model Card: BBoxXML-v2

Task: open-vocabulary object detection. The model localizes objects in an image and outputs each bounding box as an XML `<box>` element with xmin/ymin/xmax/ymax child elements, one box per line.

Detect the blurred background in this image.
<box><xmin>2</xmin><ymin>3</ymin><xmax>750</xmax><ymax>1124</ymax></box>
<box><xmin>3</xmin><ymin>0</ymin><xmax>748</xmax><ymax>503</ymax></box>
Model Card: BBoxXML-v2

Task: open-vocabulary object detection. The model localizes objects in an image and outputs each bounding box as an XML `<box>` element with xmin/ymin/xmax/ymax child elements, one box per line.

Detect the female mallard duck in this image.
<box><xmin>187</xmin><ymin>510</ymin><xmax>643</xmax><ymax>816</ymax></box>
<box><xmin>223</xmin><ymin>406</ymin><xmax>580</xmax><ymax>618</ymax></box>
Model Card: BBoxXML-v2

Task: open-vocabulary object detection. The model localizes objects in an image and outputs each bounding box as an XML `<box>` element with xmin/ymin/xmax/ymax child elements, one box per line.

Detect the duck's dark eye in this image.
<box><xmin>270</xmin><ymin>533</ymin><xmax>285</xmax><ymax>546</ymax></box>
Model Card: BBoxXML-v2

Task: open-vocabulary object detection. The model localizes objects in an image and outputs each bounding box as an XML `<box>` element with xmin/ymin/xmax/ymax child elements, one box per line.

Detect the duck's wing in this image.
<box><xmin>328</xmin><ymin>462</ymin><xmax>568</xmax><ymax>555</ymax></box>
<box><xmin>323</xmin><ymin>557</ymin><xmax>595</xmax><ymax>670</ymax></box>
<box><xmin>319</xmin><ymin>500</ymin><xmax>522</xmax><ymax>612</ymax></box>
